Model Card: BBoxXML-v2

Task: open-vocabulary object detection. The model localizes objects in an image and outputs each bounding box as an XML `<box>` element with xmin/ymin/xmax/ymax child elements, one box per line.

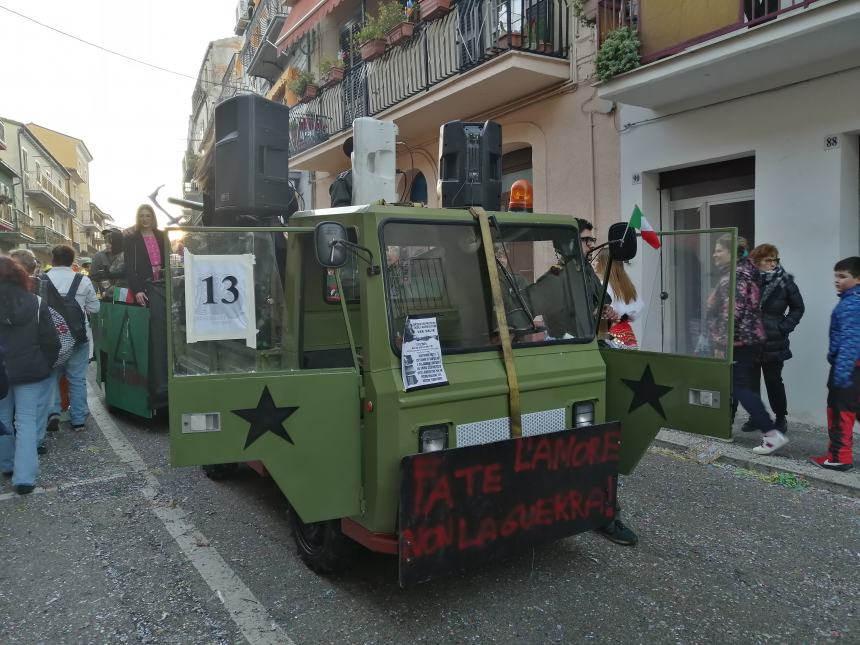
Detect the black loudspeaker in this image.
<box><xmin>439</xmin><ymin>120</ymin><xmax>502</xmax><ymax>211</ymax></box>
<box><xmin>214</xmin><ymin>94</ymin><xmax>291</xmax><ymax>220</ymax></box>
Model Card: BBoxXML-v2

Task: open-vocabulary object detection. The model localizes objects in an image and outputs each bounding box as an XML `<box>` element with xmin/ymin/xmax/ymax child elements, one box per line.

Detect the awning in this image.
<box><xmin>275</xmin><ymin>0</ymin><xmax>348</xmax><ymax>53</ymax></box>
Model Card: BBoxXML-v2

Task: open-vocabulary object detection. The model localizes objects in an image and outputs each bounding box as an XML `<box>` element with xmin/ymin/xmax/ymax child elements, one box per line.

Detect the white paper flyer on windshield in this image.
<box><xmin>401</xmin><ymin>315</ymin><xmax>448</xmax><ymax>391</ymax></box>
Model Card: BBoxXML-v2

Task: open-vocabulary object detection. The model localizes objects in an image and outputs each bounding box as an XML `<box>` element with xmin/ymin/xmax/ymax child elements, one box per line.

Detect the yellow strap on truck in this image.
<box><xmin>469</xmin><ymin>207</ymin><xmax>522</xmax><ymax>439</ymax></box>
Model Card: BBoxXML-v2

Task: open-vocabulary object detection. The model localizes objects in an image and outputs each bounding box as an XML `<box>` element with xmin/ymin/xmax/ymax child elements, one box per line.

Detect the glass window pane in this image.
<box><xmin>636</xmin><ymin>231</ymin><xmax>734</xmax><ymax>359</ymax></box>
<box><xmin>169</xmin><ymin>230</ymin><xmax>288</xmax><ymax>376</ymax></box>
<box><xmin>382</xmin><ymin>221</ymin><xmax>595</xmax><ymax>354</ymax></box>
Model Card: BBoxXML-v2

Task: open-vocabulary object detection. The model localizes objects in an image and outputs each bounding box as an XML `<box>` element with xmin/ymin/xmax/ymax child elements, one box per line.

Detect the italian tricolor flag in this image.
<box><xmin>629</xmin><ymin>205</ymin><xmax>661</xmax><ymax>249</ymax></box>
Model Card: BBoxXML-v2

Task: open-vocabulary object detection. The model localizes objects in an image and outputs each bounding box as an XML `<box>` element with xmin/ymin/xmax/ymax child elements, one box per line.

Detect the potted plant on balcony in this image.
<box><xmin>420</xmin><ymin>0</ymin><xmax>451</xmax><ymax>21</ymax></box>
<box><xmin>286</xmin><ymin>70</ymin><xmax>319</xmax><ymax>103</ymax></box>
<box><xmin>497</xmin><ymin>21</ymin><xmax>523</xmax><ymax>49</ymax></box>
<box><xmin>319</xmin><ymin>54</ymin><xmax>346</xmax><ymax>89</ymax></box>
<box><xmin>594</xmin><ymin>26</ymin><xmax>640</xmax><ymax>82</ymax></box>
<box><xmin>379</xmin><ymin>0</ymin><xmax>415</xmax><ymax>47</ymax></box>
<box><xmin>355</xmin><ymin>21</ymin><xmax>387</xmax><ymax>62</ymax></box>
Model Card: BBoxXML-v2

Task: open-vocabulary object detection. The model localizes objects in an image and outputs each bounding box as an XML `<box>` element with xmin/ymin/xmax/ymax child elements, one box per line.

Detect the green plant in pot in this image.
<box><xmin>354</xmin><ymin>22</ymin><xmax>387</xmax><ymax>61</ymax></box>
<box><xmin>286</xmin><ymin>70</ymin><xmax>318</xmax><ymax>101</ymax></box>
<box><xmin>594</xmin><ymin>26</ymin><xmax>640</xmax><ymax>81</ymax></box>
<box><xmin>319</xmin><ymin>56</ymin><xmax>345</xmax><ymax>87</ymax></box>
<box><xmin>379</xmin><ymin>0</ymin><xmax>415</xmax><ymax>46</ymax></box>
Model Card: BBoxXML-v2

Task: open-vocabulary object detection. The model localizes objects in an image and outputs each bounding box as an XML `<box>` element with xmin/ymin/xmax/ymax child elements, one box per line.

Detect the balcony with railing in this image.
<box><xmin>0</xmin><ymin>206</ymin><xmax>36</xmax><ymax>242</ymax></box>
<box><xmin>80</xmin><ymin>208</ymin><xmax>102</xmax><ymax>231</ymax></box>
<box><xmin>29</xmin><ymin>225</ymin><xmax>71</xmax><ymax>248</ymax></box>
<box><xmin>24</xmin><ymin>169</ymin><xmax>70</xmax><ymax>210</ymax></box>
<box><xmin>243</xmin><ymin>0</ymin><xmax>290</xmax><ymax>83</ymax></box>
<box><xmin>218</xmin><ymin>52</ymin><xmax>252</xmax><ymax>103</ymax></box>
<box><xmin>596</xmin><ymin>0</ymin><xmax>860</xmax><ymax>109</ymax></box>
<box><xmin>287</xmin><ymin>0</ymin><xmax>571</xmax><ymax>170</ymax></box>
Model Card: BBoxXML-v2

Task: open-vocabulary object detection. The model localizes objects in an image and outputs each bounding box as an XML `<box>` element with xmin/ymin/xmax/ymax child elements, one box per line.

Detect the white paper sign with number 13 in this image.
<box><xmin>184</xmin><ymin>249</ymin><xmax>257</xmax><ymax>348</ymax></box>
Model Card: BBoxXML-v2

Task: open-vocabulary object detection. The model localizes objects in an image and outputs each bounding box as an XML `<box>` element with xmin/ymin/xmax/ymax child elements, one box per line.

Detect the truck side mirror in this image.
<box><xmin>314</xmin><ymin>221</ymin><xmax>349</xmax><ymax>268</ymax></box>
<box><xmin>607</xmin><ymin>222</ymin><xmax>637</xmax><ymax>262</ymax></box>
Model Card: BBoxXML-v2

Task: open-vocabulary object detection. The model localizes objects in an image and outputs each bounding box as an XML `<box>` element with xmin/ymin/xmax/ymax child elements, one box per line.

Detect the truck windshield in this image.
<box><xmin>382</xmin><ymin>221</ymin><xmax>595</xmax><ymax>354</ymax></box>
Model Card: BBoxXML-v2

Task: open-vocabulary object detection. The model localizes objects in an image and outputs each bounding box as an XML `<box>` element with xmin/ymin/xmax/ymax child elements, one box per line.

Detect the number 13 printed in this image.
<box><xmin>202</xmin><ymin>275</ymin><xmax>239</xmax><ymax>304</ymax></box>
<box><xmin>184</xmin><ymin>250</ymin><xmax>257</xmax><ymax>347</ymax></box>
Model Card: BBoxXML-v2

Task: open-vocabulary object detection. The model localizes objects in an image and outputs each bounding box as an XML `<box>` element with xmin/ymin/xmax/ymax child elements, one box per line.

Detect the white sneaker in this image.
<box><xmin>752</xmin><ymin>430</ymin><xmax>789</xmax><ymax>456</ymax></box>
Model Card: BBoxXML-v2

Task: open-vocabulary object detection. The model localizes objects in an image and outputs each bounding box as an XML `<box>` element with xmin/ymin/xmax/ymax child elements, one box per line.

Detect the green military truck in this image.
<box><xmin>165</xmin><ymin>204</ymin><xmax>737</xmax><ymax>586</ymax></box>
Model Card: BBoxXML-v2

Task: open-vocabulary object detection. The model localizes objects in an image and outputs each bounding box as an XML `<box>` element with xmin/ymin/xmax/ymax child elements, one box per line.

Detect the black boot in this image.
<box><xmin>597</xmin><ymin>518</ymin><xmax>638</xmax><ymax>546</ymax></box>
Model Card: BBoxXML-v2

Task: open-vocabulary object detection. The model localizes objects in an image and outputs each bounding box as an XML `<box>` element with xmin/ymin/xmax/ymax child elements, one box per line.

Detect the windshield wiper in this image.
<box><xmin>487</xmin><ymin>217</ymin><xmax>538</xmax><ymax>333</ymax></box>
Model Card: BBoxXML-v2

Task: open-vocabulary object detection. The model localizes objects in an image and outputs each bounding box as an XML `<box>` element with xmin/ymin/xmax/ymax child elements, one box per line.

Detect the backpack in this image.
<box><xmin>36</xmin><ymin>295</ymin><xmax>76</xmax><ymax>368</ymax></box>
<box><xmin>39</xmin><ymin>273</ymin><xmax>88</xmax><ymax>346</ymax></box>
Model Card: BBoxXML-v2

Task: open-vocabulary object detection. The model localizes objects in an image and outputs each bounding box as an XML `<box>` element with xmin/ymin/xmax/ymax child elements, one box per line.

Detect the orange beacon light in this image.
<box><xmin>509</xmin><ymin>179</ymin><xmax>533</xmax><ymax>212</ymax></box>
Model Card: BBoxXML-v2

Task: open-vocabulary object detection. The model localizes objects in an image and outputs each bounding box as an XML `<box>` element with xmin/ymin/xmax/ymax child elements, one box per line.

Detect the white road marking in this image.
<box><xmin>0</xmin><ymin>472</ymin><xmax>128</xmax><ymax>501</ymax></box>
<box><xmin>88</xmin><ymin>391</ymin><xmax>294</xmax><ymax>645</ymax></box>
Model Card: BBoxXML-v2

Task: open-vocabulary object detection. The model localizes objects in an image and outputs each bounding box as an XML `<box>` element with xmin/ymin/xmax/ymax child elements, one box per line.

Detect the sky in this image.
<box><xmin>0</xmin><ymin>0</ymin><xmax>238</xmax><ymax>228</ymax></box>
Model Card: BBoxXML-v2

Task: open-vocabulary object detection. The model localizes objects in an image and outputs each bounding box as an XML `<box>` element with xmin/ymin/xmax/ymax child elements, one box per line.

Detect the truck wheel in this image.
<box><xmin>201</xmin><ymin>463</ymin><xmax>239</xmax><ymax>481</ymax></box>
<box><xmin>290</xmin><ymin>509</ymin><xmax>356</xmax><ymax>574</ymax></box>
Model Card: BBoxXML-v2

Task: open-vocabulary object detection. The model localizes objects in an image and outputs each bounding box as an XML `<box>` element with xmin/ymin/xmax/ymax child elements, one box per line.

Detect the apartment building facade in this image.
<box><xmin>184</xmin><ymin>2</ymin><xmax>317</xmax><ymax>223</ymax></box>
<box><xmin>597</xmin><ymin>0</ymin><xmax>860</xmax><ymax>422</ymax></box>
<box><xmin>27</xmin><ymin>123</ymin><xmax>96</xmax><ymax>258</ymax></box>
<box><xmin>0</xmin><ymin>118</ymin><xmax>74</xmax><ymax>263</ymax></box>
<box><xmin>182</xmin><ymin>36</ymin><xmax>243</xmax><ymax>220</ymax></box>
<box><xmin>265</xmin><ymin>0</ymin><xmax>619</xmax><ymax>233</ymax></box>
<box><xmin>0</xmin><ymin>119</ymin><xmax>24</xmax><ymax>255</ymax></box>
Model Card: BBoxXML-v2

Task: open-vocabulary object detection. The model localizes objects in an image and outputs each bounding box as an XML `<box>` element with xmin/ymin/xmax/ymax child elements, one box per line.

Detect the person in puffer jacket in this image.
<box><xmin>746</xmin><ymin>244</ymin><xmax>805</xmax><ymax>433</ymax></box>
<box><xmin>811</xmin><ymin>256</ymin><xmax>860</xmax><ymax>471</ymax></box>
<box><xmin>707</xmin><ymin>235</ymin><xmax>785</xmax><ymax>455</ymax></box>
<box><xmin>0</xmin><ymin>256</ymin><xmax>60</xmax><ymax>494</ymax></box>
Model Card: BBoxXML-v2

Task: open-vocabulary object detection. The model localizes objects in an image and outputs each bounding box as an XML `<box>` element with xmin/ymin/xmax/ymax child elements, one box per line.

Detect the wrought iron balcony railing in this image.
<box><xmin>0</xmin><ymin>206</ymin><xmax>35</xmax><ymax>240</ymax></box>
<box><xmin>242</xmin><ymin>0</ymin><xmax>289</xmax><ymax>82</ymax></box>
<box><xmin>31</xmin><ymin>225</ymin><xmax>71</xmax><ymax>247</ymax></box>
<box><xmin>597</xmin><ymin>0</ymin><xmax>821</xmax><ymax>64</ymax></box>
<box><xmin>218</xmin><ymin>52</ymin><xmax>252</xmax><ymax>102</ymax></box>
<box><xmin>24</xmin><ymin>170</ymin><xmax>70</xmax><ymax>209</ymax></box>
<box><xmin>288</xmin><ymin>0</ymin><xmax>570</xmax><ymax>156</ymax></box>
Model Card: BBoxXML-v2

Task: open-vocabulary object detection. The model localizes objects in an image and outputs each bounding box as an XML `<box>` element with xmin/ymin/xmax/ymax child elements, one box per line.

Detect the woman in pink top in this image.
<box><xmin>123</xmin><ymin>204</ymin><xmax>166</xmax><ymax>306</ymax></box>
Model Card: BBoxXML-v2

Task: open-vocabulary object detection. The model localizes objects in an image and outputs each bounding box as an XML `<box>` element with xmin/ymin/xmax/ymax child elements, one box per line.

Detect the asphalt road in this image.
<box><xmin>1</xmin><ymin>376</ymin><xmax>858</xmax><ymax>644</ymax></box>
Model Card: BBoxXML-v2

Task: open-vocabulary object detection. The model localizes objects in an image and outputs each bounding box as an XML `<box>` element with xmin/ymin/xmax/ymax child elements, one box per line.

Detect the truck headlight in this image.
<box><xmin>419</xmin><ymin>425</ymin><xmax>448</xmax><ymax>453</ymax></box>
<box><xmin>573</xmin><ymin>402</ymin><xmax>595</xmax><ymax>427</ymax></box>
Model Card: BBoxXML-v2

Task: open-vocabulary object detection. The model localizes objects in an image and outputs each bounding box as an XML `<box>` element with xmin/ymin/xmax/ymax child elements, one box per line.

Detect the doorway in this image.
<box><xmin>670</xmin><ymin>190</ymin><xmax>755</xmax><ymax>244</ymax></box>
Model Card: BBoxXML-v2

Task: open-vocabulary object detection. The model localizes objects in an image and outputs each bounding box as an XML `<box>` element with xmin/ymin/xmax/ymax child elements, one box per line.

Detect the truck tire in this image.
<box><xmin>201</xmin><ymin>463</ymin><xmax>239</xmax><ymax>481</ymax></box>
<box><xmin>290</xmin><ymin>509</ymin><xmax>356</xmax><ymax>574</ymax></box>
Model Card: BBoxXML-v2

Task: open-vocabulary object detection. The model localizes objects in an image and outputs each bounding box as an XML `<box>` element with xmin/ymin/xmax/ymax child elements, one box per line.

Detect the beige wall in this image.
<box><xmin>312</xmin><ymin>87</ymin><xmax>620</xmax><ymax>241</ymax></box>
<box><xmin>26</xmin><ymin>124</ymin><xmax>79</xmax><ymax>169</ymax></box>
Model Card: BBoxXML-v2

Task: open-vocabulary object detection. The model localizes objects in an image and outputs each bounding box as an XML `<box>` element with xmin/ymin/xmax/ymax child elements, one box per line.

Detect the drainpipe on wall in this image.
<box><xmin>569</xmin><ymin>13</ymin><xmax>578</xmax><ymax>84</ymax></box>
<box><xmin>589</xmin><ymin>109</ymin><xmax>597</xmax><ymax>221</ymax></box>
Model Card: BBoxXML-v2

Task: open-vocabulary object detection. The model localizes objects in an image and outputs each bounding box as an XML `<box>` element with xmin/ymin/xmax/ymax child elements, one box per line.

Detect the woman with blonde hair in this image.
<box><xmin>124</xmin><ymin>204</ymin><xmax>165</xmax><ymax>306</ymax></box>
<box><xmin>594</xmin><ymin>251</ymin><xmax>644</xmax><ymax>349</ymax></box>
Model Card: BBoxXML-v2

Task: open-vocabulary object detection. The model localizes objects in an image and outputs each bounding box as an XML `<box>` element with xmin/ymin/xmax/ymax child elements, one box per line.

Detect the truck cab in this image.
<box><xmin>166</xmin><ymin>204</ymin><xmax>737</xmax><ymax>585</ymax></box>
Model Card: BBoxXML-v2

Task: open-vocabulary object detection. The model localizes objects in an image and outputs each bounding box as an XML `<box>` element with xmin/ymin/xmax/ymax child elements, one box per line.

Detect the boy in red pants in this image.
<box><xmin>811</xmin><ymin>256</ymin><xmax>860</xmax><ymax>471</ymax></box>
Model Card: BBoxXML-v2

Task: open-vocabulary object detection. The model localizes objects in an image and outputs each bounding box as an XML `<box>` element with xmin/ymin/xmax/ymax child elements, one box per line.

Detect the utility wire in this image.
<box><xmin>0</xmin><ymin>3</ymin><xmax>237</xmax><ymax>91</ymax></box>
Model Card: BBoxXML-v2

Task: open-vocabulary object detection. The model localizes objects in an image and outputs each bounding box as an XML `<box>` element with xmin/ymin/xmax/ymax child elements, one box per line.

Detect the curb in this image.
<box><xmin>653</xmin><ymin>429</ymin><xmax>860</xmax><ymax>499</ymax></box>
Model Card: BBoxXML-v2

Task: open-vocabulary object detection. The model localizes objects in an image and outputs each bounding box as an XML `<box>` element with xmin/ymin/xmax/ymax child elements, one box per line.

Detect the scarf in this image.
<box><xmin>760</xmin><ymin>265</ymin><xmax>785</xmax><ymax>305</ymax></box>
